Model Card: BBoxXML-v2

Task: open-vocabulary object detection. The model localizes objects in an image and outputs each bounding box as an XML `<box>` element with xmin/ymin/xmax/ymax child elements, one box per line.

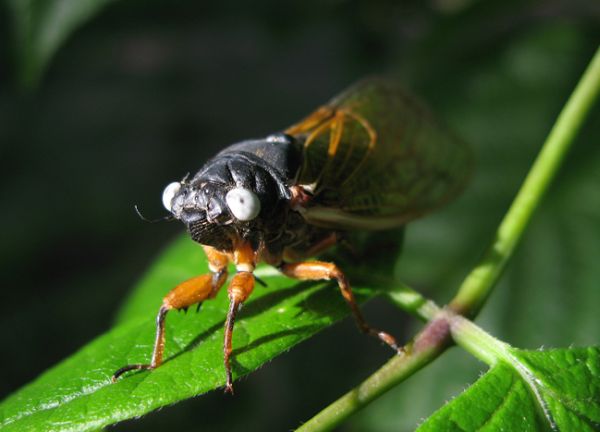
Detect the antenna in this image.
<box><xmin>134</xmin><ymin>205</ymin><xmax>174</xmax><ymax>223</ymax></box>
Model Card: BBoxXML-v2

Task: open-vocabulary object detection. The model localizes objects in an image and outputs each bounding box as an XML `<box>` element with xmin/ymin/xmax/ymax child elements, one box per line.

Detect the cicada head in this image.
<box><xmin>162</xmin><ymin>134</ymin><xmax>301</xmax><ymax>252</ymax></box>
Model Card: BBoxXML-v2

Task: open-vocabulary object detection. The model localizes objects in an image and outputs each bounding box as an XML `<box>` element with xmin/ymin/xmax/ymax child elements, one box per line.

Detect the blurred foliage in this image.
<box><xmin>5</xmin><ymin>0</ymin><xmax>119</xmax><ymax>88</ymax></box>
<box><xmin>1</xmin><ymin>0</ymin><xmax>599</xmax><ymax>431</ymax></box>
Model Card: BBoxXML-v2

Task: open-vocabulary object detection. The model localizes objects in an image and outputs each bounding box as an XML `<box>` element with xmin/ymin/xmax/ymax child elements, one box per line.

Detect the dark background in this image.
<box><xmin>1</xmin><ymin>1</ymin><xmax>599</xmax><ymax>431</ymax></box>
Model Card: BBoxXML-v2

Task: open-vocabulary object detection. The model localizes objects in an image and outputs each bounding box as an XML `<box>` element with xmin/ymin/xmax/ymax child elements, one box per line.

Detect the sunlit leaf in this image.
<box><xmin>417</xmin><ymin>347</ymin><xmax>600</xmax><ymax>431</ymax></box>
<box><xmin>0</xmin><ymin>234</ymin><xmax>398</xmax><ymax>431</ymax></box>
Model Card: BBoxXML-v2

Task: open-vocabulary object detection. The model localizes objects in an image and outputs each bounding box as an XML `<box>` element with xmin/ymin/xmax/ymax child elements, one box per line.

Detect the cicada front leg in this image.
<box><xmin>223</xmin><ymin>271</ymin><xmax>254</xmax><ymax>394</ymax></box>
<box><xmin>218</xmin><ymin>240</ymin><xmax>257</xmax><ymax>394</ymax></box>
<box><xmin>111</xmin><ymin>246</ymin><xmax>229</xmax><ymax>381</ymax></box>
<box><xmin>279</xmin><ymin>261</ymin><xmax>401</xmax><ymax>353</ymax></box>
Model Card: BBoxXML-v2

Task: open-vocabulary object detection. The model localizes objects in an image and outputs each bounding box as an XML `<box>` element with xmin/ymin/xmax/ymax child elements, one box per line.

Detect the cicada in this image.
<box><xmin>113</xmin><ymin>78</ymin><xmax>472</xmax><ymax>393</ymax></box>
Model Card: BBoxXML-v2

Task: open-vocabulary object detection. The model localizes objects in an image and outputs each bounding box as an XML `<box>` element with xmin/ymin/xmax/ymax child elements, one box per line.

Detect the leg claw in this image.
<box><xmin>112</xmin><ymin>364</ymin><xmax>152</xmax><ymax>382</ymax></box>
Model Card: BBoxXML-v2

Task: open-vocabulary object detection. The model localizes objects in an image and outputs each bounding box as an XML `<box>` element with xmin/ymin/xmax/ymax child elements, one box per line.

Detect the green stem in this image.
<box><xmin>450</xmin><ymin>45</ymin><xmax>600</xmax><ymax>315</ymax></box>
<box><xmin>385</xmin><ymin>283</ymin><xmax>440</xmax><ymax>321</ymax></box>
<box><xmin>296</xmin><ymin>287</ymin><xmax>442</xmax><ymax>432</ymax></box>
<box><xmin>449</xmin><ymin>314</ymin><xmax>512</xmax><ymax>366</ymax></box>
<box><xmin>297</xmin><ymin>46</ymin><xmax>600</xmax><ymax>432</ymax></box>
<box><xmin>297</xmin><ymin>310</ymin><xmax>449</xmax><ymax>432</ymax></box>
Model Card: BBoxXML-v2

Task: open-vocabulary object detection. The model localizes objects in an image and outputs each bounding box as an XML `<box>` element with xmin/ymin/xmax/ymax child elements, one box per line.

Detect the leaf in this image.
<box><xmin>417</xmin><ymin>347</ymin><xmax>600</xmax><ymax>431</ymax></box>
<box><xmin>0</xmin><ymin>235</ymin><xmax>387</xmax><ymax>431</ymax></box>
<box><xmin>6</xmin><ymin>0</ymin><xmax>119</xmax><ymax>88</ymax></box>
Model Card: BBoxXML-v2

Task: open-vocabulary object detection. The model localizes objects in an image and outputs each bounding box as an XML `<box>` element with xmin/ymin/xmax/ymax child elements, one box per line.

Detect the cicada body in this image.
<box><xmin>113</xmin><ymin>78</ymin><xmax>472</xmax><ymax>393</ymax></box>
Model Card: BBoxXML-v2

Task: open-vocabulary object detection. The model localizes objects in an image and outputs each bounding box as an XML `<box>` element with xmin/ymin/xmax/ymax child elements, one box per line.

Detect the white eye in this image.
<box><xmin>225</xmin><ymin>187</ymin><xmax>261</xmax><ymax>221</ymax></box>
<box><xmin>162</xmin><ymin>182</ymin><xmax>181</xmax><ymax>211</ymax></box>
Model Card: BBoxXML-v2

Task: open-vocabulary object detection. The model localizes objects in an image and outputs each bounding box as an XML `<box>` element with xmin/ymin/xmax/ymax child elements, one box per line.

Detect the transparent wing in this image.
<box><xmin>285</xmin><ymin>77</ymin><xmax>473</xmax><ymax>230</ymax></box>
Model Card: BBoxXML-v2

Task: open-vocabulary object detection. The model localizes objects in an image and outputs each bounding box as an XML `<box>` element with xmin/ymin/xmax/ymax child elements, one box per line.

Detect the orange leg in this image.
<box><xmin>112</xmin><ymin>249</ymin><xmax>229</xmax><ymax>382</ymax></box>
<box><xmin>280</xmin><ymin>261</ymin><xmax>401</xmax><ymax>352</ymax></box>
<box><xmin>223</xmin><ymin>271</ymin><xmax>255</xmax><ymax>394</ymax></box>
<box><xmin>221</xmin><ymin>241</ymin><xmax>257</xmax><ymax>394</ymax></box>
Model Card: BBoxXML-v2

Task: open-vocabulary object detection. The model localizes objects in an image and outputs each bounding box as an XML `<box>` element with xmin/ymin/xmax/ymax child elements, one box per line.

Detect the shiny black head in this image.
<box><xmin>162</xmin><ymin>133</ymin><xmax>302</xmax><ymax>251</ymax></box>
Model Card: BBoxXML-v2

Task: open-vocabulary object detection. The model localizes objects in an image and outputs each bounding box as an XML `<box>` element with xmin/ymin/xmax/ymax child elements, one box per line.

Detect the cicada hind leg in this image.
<box><xmin>111</xmin><ymin>246</ymin><xmax>229</xmax><ymax>382</ymax></box>
<box><xmin>280</xmin><ymin>238</ymin><xmax>402</xmax><ymax>354</ymax></box>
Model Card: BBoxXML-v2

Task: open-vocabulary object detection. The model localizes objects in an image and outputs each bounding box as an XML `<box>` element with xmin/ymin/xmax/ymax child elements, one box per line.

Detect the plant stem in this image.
<box><xmin>450</xmin><ymin>45</ymin><xmax>600</xmax><ymax>316</ymax></box>
<box><xmin>385</xmin><ymin>283</ymin><xmax>440</xmax><ymax>321</ymax></box>
<box><xmin>297</xmin><ymin>312</ymin><xmax>450</xmax><ymax>432</ymax></box>
<box><xmin>297</xmin><ymin>46</ymin><xmax>600</xmax><ymax>432</ymax></box>
<box><xmin>448</xmin><ymin>314</ymin><xmax>512</xmax><ymax>366</ymax></box>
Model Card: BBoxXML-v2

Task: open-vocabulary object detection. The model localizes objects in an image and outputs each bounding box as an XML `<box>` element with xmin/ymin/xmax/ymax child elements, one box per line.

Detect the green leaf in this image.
<box><xmin>417</xmin><ymin>347</ymin><xmax>600</xmax><ymax>431</ymax></box>
<box><xmin>6</xmin><ymin>0</ymin><xmax>119</xmax><ymax>88</ymax></box>
<box><xmin>0</xmin><ymin>235</ymin><xmax>386</xmax><ymax>431</ymax></box>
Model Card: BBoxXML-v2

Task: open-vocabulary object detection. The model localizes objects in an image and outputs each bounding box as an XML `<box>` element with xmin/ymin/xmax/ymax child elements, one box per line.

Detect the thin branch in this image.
<box><xmin>384</xmin><ymin>282</ymin><xmax>440</xmax><ymax>322</ymax></box>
